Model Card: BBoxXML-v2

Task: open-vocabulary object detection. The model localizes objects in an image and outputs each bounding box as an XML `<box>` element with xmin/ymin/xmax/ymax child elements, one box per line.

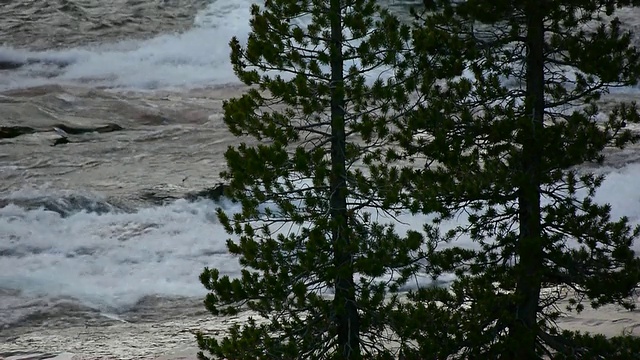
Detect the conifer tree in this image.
<box><xmin>390</xmin><ymin>1</ymin><xmax>640</xmax><ymax>358</ymax></box>
<box><xmin>196</xmin><ymin>1</ymin><xmax>445</xmax><ymax>359</ymax></box>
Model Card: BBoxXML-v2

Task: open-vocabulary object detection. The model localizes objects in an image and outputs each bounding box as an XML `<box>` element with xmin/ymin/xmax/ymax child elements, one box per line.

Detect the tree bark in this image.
<box><xmin>329</xmin><ymin>0</ymin><xmax>360</xmax><ymax>359</ymax></box>
<box><xmin>511</xmin><ymin>2</ymin><xmax>545</xmax><ymax>359</ymax></box>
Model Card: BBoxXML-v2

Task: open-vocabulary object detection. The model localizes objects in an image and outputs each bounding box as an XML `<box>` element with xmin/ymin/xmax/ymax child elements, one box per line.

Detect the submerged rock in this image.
<box><xmin>138</xmin><ymin>183</ymin><xmax>233</xmax><ymax>206</ymax></box>
<box><xmin>138</xmin><ymin>191</ymin><xmax>180</xmax><ymax>206</ymax></box>
<box><xmin>184</xmin><ymin>183</ymin><xmax>229</xmax><ymax>202</ymax></box>
<box><xmin>51</xmin><ymin>137</ymin><xmax>71</xmax><ymax>146</ymax></box>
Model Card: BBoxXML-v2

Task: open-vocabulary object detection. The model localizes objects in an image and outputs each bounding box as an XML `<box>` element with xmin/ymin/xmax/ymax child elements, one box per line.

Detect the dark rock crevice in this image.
<box><xmin>52</xmin><ymin>123</ymin><xmax>123</xmax><ymax>135</ymax></box>
<box><xmin>0</xmin><ymin>58</ymin><xmax>72</xmax><ymax>71</ymax></box>
<box><xmin>0</xmin><ymin>123</ymin><xmax>124</xmax><ymax>140</ymax></box>
<box><xmin>0</xmin><ymin>126</ymin><xmax>36</xmax><ymax>139</ymax></box>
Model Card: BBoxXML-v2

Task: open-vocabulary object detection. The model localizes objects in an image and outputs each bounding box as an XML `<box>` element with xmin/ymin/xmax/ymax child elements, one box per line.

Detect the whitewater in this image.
<box><xmin>0</xmin><ymin>0</ymin><xmax>250</xmax><ymax>90</ymax></box>
<box><xmin>0</xmin><ymin>0</ymin><xmax>415</xmax><ymax>339</ymax></box>
<box><xmin>1</xmin><ymin>0</ymin><xmax>640</xmax><ymax>358</ymax></box>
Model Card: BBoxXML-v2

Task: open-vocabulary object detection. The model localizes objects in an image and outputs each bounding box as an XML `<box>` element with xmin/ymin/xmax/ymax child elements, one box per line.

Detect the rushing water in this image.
<box><xmin>1</xmin><ymin>0</ymin><xmax>640</xmax><ymax>347</ymax></box>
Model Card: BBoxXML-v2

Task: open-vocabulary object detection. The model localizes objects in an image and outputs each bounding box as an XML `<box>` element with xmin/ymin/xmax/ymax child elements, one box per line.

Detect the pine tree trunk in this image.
<box><xmin>511</xmin><ymin>4</ymin><xmax>545</xmax><ymax>359</ymax></box>
<box><xmin>329</xmin><ymin>0</ymin><xmax>360</xmax><ymax>358</ymax></box>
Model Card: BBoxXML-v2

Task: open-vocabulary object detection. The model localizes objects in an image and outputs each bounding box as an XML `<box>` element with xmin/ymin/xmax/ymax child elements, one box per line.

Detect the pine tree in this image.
<box><xmin>390</xmin><ymin>1</ymin><xmax>640</xmax><ymax>358</ymax></box>
<box><xmin>196</xmin><ymin>1</ymin><xmax>445</xmax><ymax>359</ymax></box>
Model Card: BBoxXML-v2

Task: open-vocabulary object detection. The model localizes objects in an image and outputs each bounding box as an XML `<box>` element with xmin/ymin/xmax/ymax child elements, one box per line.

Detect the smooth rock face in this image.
<box><xmin>1</xmin><ymin>294</ymin><xmax>639</xmax><ymax>359</ymax></box>
<box><xmin>0</xmin><ymin>85</ymin><xmax>242</xmax><ymax>207</ymax></box>
<box><xmin>0</xmin><ymin>298</ymin><xmax>264</xmax><ymax>360</ymax></box>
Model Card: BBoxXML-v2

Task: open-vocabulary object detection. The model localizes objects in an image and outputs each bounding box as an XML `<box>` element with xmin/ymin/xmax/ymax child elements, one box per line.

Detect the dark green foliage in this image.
<box><xmin>389</xmin><ymin>0</ymin><xmax>640</xmax><ymax>358</ymax></box>
<box><xmin>197</xmin><ymin>0</ymin><xmax>443</xmax><ymax>359</ymax></box>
